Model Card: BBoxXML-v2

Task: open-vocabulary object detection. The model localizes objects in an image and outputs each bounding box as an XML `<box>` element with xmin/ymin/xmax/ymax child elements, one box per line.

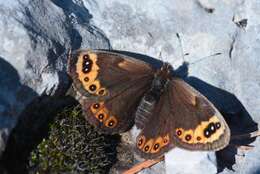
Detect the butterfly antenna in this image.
<box><xmin>158</xmin><ymin>50</ymin><xmax>164</xmax><ymax>62</ymax></box>
<box><xmin>189</xmin><ymin>52</ymin><xmax>222</xmax><ymax>65</ymax></box>
<box><xmin>176</xmin><ymin>33</ymin><xmax>189</xmax><ymax>63</ymax></box>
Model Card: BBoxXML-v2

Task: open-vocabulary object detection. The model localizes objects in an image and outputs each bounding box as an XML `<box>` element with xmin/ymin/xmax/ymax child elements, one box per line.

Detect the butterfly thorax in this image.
<box><xmin>150</xmin><ymin>63</ymin><xmax>172</xmax><ymax>99</ymax></box>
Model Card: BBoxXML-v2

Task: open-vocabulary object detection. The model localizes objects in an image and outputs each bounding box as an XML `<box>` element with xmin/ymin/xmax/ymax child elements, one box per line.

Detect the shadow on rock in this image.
<box><xmin>1</xmin><ymin>95</ymin><xmax>78</xmax><ymax>174</ymax></box>
<box><xmin>0</xmin><ymin>57</ymin><xmax>38</xmax><ymax>122</ymax></box>
<box><xmin>101</xmin><ymin>49</ymin><xmax>258</xmax><ymax>173</ymax></box>
<box><xmin>185</xmin><ymin>76</ymin><xmax>258</xmax><ymax>173</ymax></box>
<box><xmin>0</xmin><ymin>57</ymin><xmax>37</xmax><ymax>173</ymax></box>
<box><xmin>0</xmin><ymin>56</ymin><xmax>76</xmax><ymax>174</ymax></box>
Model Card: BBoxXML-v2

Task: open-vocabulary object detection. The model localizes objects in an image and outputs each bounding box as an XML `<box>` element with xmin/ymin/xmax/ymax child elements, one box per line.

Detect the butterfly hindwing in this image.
<box><xmin>80</xmin><ymin>76</ymin><xmax>152</xmax><ymax>134</ymax></box>
<box><xmin>135</xmin><ymin>90</ymin><xmax>176</xmax><ymax>159</ymax></box>
<box><xmin>68</xmin><ymin>49</ymin><xmax>154</xmax><ymax>134</ymax></box>
<box><xmin>169</xmin><ymin>78</ymin><xmax>230</xmax><ymax>151</ymax></box>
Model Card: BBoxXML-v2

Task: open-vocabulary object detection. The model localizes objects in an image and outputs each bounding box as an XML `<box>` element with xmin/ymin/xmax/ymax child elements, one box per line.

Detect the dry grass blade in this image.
<box><xmin>231</xmin><ymin>130</ymin><xmax>260</xmax><ymax>140</ymax></box>
<box><xmin>122</xmin><ymin>131</ymin><xmax>260</xmax><ymax>174</ymax></box>
<box><xmin>122</xmin><ymin>156</ymin><xmax>164</xmax><ymax>174</ymax></box>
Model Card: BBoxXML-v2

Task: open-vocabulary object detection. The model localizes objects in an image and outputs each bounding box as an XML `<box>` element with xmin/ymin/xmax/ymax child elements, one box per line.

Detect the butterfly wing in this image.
<box><xmin>169</xmin><ymin>78</ymin><xmax>230</xmax><ymax>151</ymax></box>
<box><xmin>80</xmin><ymin>76</ymin><xmax>152</xmax><ymax>134</ymax></box>
<box><xmin>135</xmin><ymin>90</ymin><xmax>176</xmax><ymax>159</ymax></box>
<box><xmin>68</xmin><ymin>49</ymin><xmax>154</xmax><ymax>99</ymax></box>
<box><xmin>135</xmin><ymin>78</ymin><xmax>230</xmax><ymax>159</ymax></box>
<box><xmin>68</xmin><ymin>49</ymin><xmax>154</xmax><ymax>134</ymax></box>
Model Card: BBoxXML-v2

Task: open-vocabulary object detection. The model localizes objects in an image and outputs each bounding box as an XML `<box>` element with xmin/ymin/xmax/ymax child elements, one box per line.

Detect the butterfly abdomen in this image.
<box><xmin>135</xmin><ymin>94</ymin><xmax>156</xmax><ymax>129</ymax></box>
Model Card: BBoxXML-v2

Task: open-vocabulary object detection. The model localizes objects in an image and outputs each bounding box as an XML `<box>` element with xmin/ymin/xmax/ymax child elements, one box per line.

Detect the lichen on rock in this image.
<box><xmin>28</xmin><ymin>106</ymin><xmax>119</xmax><ymax>174</ymax></box>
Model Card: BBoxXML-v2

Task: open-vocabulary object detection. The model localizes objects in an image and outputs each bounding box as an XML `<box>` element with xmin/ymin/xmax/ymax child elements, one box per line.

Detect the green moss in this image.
<box><xmin>28</xmin><ymin>106</ymin><xmax>119</xmax><ymax>174</ymax></box>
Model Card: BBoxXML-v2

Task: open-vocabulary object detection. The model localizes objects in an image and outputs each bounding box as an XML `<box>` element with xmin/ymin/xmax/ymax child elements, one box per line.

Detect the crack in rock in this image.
<box><xmin>229</xmin><ymin>32</ymin><xmax>238</xmax><ymax>60</ymax></box>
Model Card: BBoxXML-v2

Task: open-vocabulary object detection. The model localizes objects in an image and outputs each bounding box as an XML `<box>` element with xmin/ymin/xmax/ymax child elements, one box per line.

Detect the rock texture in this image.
<box><xmin>0</xmin><ymin>0</ymin><xmax>110</xmax><ymax>157</ymax></box>
<box><xmin>0</xmin><ymin>0</ymin><xmax>260</xmax><ymax>174</ymax></box>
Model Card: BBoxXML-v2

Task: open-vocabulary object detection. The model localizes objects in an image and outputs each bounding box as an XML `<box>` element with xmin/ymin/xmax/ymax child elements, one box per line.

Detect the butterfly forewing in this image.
<box><xmin>169</xmin><ymin>78</ymin><xmax>230</xmax><ymax>151</ymax></box>
<box><xmin>68</xmin><ymin>49</ymin><xmax>155</xmax><ymax>134</ymax></box>
<box><xmin>68</xmin><ymin>49</ymin><xmax>154</xmax><ymax>99</ymax></box>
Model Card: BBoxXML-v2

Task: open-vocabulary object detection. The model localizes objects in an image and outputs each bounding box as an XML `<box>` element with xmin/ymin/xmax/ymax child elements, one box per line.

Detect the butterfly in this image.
<box><xmin>67</xmin><ymin>49</ymin><xmax>230</xmax><ymax>159</ymax></box>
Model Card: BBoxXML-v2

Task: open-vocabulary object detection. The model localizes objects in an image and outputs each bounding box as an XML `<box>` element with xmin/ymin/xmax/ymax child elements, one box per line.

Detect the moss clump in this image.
<box><xmin>28</xmin><ymin>106</ymin><xmax>119</xmax><ymax>174</ymax></box>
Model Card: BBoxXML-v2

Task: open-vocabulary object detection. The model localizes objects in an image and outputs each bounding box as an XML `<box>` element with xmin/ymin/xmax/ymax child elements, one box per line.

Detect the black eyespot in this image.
<box><xmin>93</xmin><ymin>103</ymin><xmax>100</xmax><ymax>109</ymax></box>
<box><xmin>89</xmin><ymin>84</ymin><xmax>97</xmax><ymax>91</ymax></box>
<box><xmin>215</xmin><ymin>122</ymin><xmax>221</xmax><ymax>129</ymax></box>
<box><xmin>83</xmin><ymin>54</ymin><xmax>89</xmax><ymax>60</ymax></box>
<box><xmin>185</xmin><ymin>134</ymin><xmax>192</xmax><ymax>141</ymax></box>
<box><xmin>204</xmin><ymin>129</ymin><xmax>211</xmax><ymax>138</ymax></box>
<box><xmin>208</xmin><ymin>122</ymin><xmax>216</xmax><ymax>133</ymax></box>
<box><xmin>84</xmin><ymin>77</ymin><xmax>89</xmax><ymax>82</ymax></box>
<box><xmin>153</xmin><ymin>143</ymin><xmax>160</xmax><ymax>150</ymax></box>
<box><xmin>144</xmin><ymin>146</ymin><xmax>150</xmax><ymax>152</ymax></box>
<box><xmin>98</xmin><ymin>114</ymin><xmax>104</xmax><ymax>120</ymax></box>
<box><xmin>82</xmin><ymin>55</ymin><xmax>93</xmax><ymax>73</ymax></box>
<box><xmin>108</xmin><ymin>120</ymin><xmax>115</xmax><ymax>127</ymax></box>
<box><xmin>138</xmin><ymin>139</ymin><xmax>143</xmax><ymax>146</ymax></box>
<box><xmin>98</xmin><ymin>89</ymin><xmax>105</xmax><ymax>95</ymax></box>
<box><xmin>176</xmin><ymin>130</ymin><xmax>182</xmax><ymax>136</ymax></box>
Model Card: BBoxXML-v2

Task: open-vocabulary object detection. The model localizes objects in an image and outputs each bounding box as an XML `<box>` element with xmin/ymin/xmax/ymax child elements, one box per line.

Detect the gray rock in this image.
<box><xmin>84</xmin><ymin>0</ymin><xmax>260</xmax><ymax>173</ymax></box>
<box><xmin>0</xmin><ymin>0</ymin><xmax>110</xmax><ymax>157</ymax></box>
<box><xmin>0</xmin><ymin>0</ymin><xmax>259</xmax><ymax>174</ymax></box>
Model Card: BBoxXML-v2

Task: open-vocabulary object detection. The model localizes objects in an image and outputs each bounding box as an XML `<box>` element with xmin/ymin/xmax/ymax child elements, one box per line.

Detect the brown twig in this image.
<box><xmin>122</xmin><ymin>156</ymin><xmax>164</xmax><ymax>174</ymax></box>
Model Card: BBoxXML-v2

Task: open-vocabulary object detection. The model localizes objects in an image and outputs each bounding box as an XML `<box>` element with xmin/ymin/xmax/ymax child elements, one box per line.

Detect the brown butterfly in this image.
<box><xmin>67</xmin><ymin>49</ymin><xmax>230</xmax><ymax>159</ymax></box>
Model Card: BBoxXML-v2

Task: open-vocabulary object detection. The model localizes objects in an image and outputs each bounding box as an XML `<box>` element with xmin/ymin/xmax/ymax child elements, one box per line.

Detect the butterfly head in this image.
<box><xmin>157</xmin><ymin>62</ymin><xmax>173</xmax><ymax>79</ymax></box>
